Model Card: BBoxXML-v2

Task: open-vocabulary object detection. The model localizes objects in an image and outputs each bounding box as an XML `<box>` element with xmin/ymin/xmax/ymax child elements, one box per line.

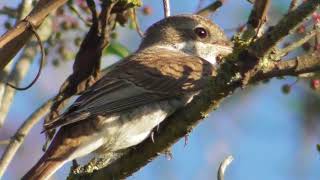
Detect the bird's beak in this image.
<box><xmin>214</xmin><ymin>41</ymin><xmax>234</xmax><ymax>56</ymax></box>
<box><xmin>213</xmin><ymin>41</ymin><xmax>233</xmax><ymax>64</ymax></box>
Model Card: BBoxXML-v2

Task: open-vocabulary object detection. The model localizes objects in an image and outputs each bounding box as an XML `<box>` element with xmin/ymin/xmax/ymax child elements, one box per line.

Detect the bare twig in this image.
<box><xmin>133</xmin><ymin>8</ymin><xmax>144</xmax><ymax>38</ymax></box>
<box><xmin>278</xmin><ymin>29</ymin><xmax>318</xmax><ymax>57</ymax></box>
<box><xmin>0</xmin><ymin>99</ymin><xmax>52</xmax><ymax>178</ymax></box>
<box><xmin>0</xmin><ymin>46</ymin><xmax>34</xmax><ymax>127</ymax></box>
<box><xmin>217</xmin><ymin>155</ymin><xmax>234</xmax><ymax>180</ymax></box>
<box><xmin>99</xmin><ymin>0</ymin><xmax>117</xmax><ymax>36</ymax></box>
<box><xmin>240</xmin><ymin>0</ymin><xmax>320</xmax><ymax>86</ymax></box>
<box><xmin>6</xmin><ymin>18</ymin><xmax>45</xmax><ymax>91</ymax></box>
<box><xmin>249</xmin><ymin>0</ymin><xmax>320</xmax><ymax>58</ymax></box>
<box><xmin>86</xmin><ymin>0</ymin><xmax>98</xmax><ymax>25</ymax></box>
<box><xmin>247</xmin><ymin>0</ymin><xmax>270</xmax><ymax>29</ymax></box>
<box><xmin>0</xmin><ymin>0</ymin><xmax>68</xmax><ymax>70</ymax></box>
<box><xmin>256</xmin><ymin>52</ymin><xmax>320</xmax><ymax>79</ymax></box>
<box><xmin>162</xmin><ymin>0</ymin><xmax>171</xmax><ymax>17</ymax></box>
<box><xmin>67</xmin><ymin>3</ymin><xmax>92</xmax><ymax>26</ymax></box>
<box><xmin>0</xmin><ymin>6</ymin><xmax>18</xmax><ymax>17</ymax></box>
<box><xmin>196</xmin><ymin>0</ymin><xmax>224</xmax><ymax>17</ymax></box>
<box><xmin>242</xmin><ymin>0</ymin><xmax>270</xmax><ymax>40</ymax></box>
<box><xmin>0</xmin><ymin>62</ymin><xmax>13</xmax><ymax>127</ymax></box>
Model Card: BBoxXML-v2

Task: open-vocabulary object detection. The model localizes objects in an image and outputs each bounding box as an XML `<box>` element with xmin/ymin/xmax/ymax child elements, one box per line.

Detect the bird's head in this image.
<box><xmin>139</xmin><ymin>14</ymin><xmax>233</xmax><ymax>64</ymax></box>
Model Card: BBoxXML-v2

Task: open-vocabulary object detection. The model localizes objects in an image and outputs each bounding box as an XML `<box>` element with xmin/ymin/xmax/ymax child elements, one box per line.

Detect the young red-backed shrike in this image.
<box><xmin>23</xmin><ymin>14</ymin><xmax>233</xmax><ymax>180</ymax></box>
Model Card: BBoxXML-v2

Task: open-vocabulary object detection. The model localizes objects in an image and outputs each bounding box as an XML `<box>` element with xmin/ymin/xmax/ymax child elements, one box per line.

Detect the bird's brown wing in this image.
<box><xmin>43</xmin><ymin>50</ymin><xmax>215</xmax><ymax>131</ymax></box>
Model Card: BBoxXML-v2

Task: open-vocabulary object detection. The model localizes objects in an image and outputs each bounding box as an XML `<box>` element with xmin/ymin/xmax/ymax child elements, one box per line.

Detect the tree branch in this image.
<box><xmin>0</xmin><ymin>0</ymin><xmax>68</xmax><ymax>70</ymax></box>
<box><xmin>0</xmin><ymin>99</ymin><xmax>53</xmax><ymax>178</ymax></box>
<box><xmin>256</xmin><ymin>52</ymin><xmax>320</xmax><ymax>79</ymax></box>
<box><xmin>249</xmin><ymin>0</ymin><xmax>320</xmax><ymax>58</ymax></box>
<box><xmin>162</xmin><ymin>0</ymin><xmax>171</xmax><ymax>17</ymax></box>
<box><xmin>240</xmin><ymin>0</ymin><xmax>270</xmax><ymax>41</ymax></box>
<box><xmin>196</xmin><ymin>0</ymin><xmax>224</xmax><ymax>17</ymax></box>
<box><xmin>278</xmin><ymin>29</ymin><xmax>318</xmax><ymax>57</ymax></box>
<box><xmin>247</xmin><ymin>0</ymin><xmax>270</xmax><ymax>28</ymax></box>
<box><xmin>0</xmin><ymin>44</ymin><xmax>35</xmax><ymax>127</ymax></box>
<box><xmin>240</xmin><ymin>0</ymin><xmax>320</xmax><ymax>86</ymax></box>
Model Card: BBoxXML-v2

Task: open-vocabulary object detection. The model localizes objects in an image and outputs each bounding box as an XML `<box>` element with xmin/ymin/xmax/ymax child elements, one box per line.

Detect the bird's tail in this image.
<box><xmin>21</xmin><ymin>131</ymin><xmax>68</xmax><ymax>180</ymax></box>
<box><xmin>21</xmin><ymin>154</ymin><xmax>65</xmax><ymax>180</ymax></box>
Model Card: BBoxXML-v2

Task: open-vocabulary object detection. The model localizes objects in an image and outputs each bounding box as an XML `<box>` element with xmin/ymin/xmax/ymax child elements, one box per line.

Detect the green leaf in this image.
<box><xmin>104</xmin><ymin>42</ymin><xmax>130</xmax><ymax>58</ymax></box>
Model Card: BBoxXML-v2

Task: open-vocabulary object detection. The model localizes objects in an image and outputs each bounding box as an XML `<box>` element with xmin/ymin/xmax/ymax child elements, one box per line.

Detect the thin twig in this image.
<box><xmin>6</xmin><ymin>18</ymin><xmax>45</xmax><ymax>91</ymax></box>
<box><xmin>196</xmin><ymin>0</ymin><xmax>224</xmax><ymax>17</ymax></box>
<box><xmin>217</xmin><ymin>155</ymin><xmax>234</xmax><ymax>180</ymax></box>
<box><xmin>0</xmin><ymin>0</ymin><xmax>68</xmax><ymax>70</ymax></box>
<box><xmin>86</xmin><ymin>0</ymin><xmax>98</xmax><ymax>25</ymax></box>
<box><xmin>67</xmin><ymin>3</ymin><xmax>92</xmax><ymax>26</ymax></box>
<box><xmin>242</xmin><ymin>0</ymin><xmax>270</xmax><ymax>40</ymax></box>
<box><xmin>0</xmin><ymin>99</ymin><xmax>52</xmax><ymax>178</ymax></box>
<box><xmin>256</xmin><ymin>52</ymin><xmax>320</xmax><ymax>79</ymax></box>
<box><xmin>240</xmin><ymin>0</ymin><xmax>320</xmax><ymax>87</ymax></box>
<box><xmin>133</xmin><ymin>8</ymin><xmax>144</xmax><ymax>38</ymax></box>
<box><xmin>249</xmin><ymin>0</ymin><xmax>320</xmax><ymax>58</ymax></box>
<box><xmin>0</xmin><ymin>6</ymin><xmax>18</xmax><ymax>17</ymax></box>
<box><xmin>247</xmin><ymin>0</ymin><xmax>270</xmax><ymax>29</ymax></box>
<box><xmin>278</xmin><ymin>29</ymin><xmax>318</xmax><ymax>57</ymax></box>
<box><xmin>0</xmin><ymin>62</ymin><xmax>13</xmax><ymax>127</ymax></box>
<box><xmin>162</xmin><ymin>0</ymin><xmax>170</xmax><ymax>18</ymax></box>
<box><xmin>99</xmin><ymin>0</ymin><xmax>117</xmax><ymax>35</ymax></box>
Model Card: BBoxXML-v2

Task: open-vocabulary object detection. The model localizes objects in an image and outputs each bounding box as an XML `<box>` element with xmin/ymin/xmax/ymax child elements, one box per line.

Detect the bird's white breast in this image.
<box><xmin>97</xmin><ymin>99</ymin><xmax>182</xmax><ymax>152</ymax></box>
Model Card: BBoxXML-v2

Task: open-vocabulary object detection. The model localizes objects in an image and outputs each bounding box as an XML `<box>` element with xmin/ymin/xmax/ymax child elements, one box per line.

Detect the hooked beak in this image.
<box><xmin>213</xmin><ymin>40</ymin><xmax>234</xmax><ymax>56</ymax></box>
<box><xmin>213</xmin><ymin>41</ymin><xmax>233</xmax><ymax>64</ymax></box>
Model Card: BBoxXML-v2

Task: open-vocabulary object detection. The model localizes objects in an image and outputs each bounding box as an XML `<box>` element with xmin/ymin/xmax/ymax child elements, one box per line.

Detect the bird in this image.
<box><xmin>22</xmin><ymin>14</ymin><xmax>233</xmax><ymax>180</ymax></box>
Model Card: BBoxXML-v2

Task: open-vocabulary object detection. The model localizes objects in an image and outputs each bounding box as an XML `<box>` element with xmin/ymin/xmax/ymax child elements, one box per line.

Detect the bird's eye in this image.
<box><xmin>194</xmin><ymin>27</ymin><xmax>208</xmax><ymax>39</ymax></box>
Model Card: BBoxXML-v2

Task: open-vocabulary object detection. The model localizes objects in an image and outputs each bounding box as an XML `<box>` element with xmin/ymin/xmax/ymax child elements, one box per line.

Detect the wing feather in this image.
<box><xmin>43</xmin><ymin>49</ymin><xmax>215</xmax><ymax>131</ymax></box>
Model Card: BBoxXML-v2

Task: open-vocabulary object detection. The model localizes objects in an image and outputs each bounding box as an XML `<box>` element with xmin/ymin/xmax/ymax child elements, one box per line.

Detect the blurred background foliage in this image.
<box><xmin>0</xmin><ymin>0</ymin><xmax>320</xmax><ymax>180</ymax></box>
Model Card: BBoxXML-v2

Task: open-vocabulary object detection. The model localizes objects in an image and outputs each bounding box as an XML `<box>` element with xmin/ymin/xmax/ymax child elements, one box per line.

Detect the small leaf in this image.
<box><xmin>104</xmin><ymin>42</ymin><xmax>130</xmax><ymax>58</ymax></box>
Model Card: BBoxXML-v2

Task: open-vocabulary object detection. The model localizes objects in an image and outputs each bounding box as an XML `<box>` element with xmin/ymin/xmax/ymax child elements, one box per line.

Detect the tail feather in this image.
<box><xmin>22</xmin><ymin>122</ymin><xmax>103</xmax><ymax>179</ymax></box>
<box><xmin>22</xmin><ymin>155</ymin><xmax>65</xmax><ymax>180</ymax></box>
<box><xmin>21</xmin><ymin>128</ymin><xmax>68</xmax><ymax>180</ymax></box>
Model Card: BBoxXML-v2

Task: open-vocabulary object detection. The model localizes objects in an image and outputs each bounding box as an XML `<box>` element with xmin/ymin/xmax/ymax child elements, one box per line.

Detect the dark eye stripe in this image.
<box><xmin>194</xmin><ymin>27</ymin><xmax>208</xmax><ymax>39</ymax></box>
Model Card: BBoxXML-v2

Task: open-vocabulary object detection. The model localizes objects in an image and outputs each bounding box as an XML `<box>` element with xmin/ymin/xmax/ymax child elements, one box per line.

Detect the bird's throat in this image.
<box><xmin>152</xmin><ymin>41</ymin><xmax>232</xmax><ymax>65</ymax></box>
